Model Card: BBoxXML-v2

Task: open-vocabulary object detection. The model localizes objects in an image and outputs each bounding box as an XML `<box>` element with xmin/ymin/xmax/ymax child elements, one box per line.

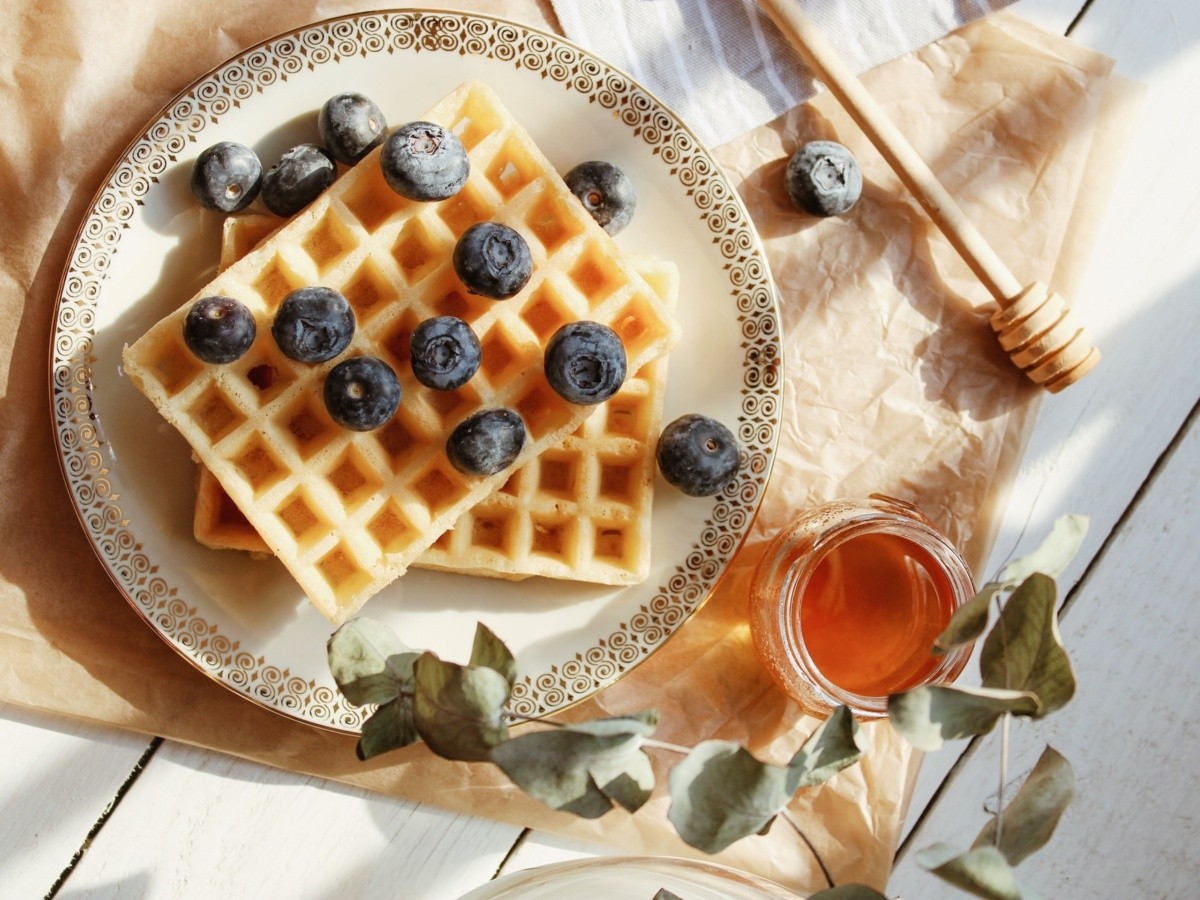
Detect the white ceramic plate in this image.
<box><xmin>51</xmin><ymin>10</ymin><xmax>781</xmax><ymax>732</ymax></box>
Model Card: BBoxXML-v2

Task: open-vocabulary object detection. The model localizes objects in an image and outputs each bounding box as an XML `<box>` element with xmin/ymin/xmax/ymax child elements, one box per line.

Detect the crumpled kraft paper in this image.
<box><xmin>0</xmin><ymin>2</ymin><xmax>1134</xmax><ymax>894</ymax></box>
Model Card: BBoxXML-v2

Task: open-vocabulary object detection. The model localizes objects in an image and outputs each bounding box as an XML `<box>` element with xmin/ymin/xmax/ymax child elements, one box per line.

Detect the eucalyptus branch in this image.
<box><xmin>642</xmin><ymin>737</ymin><xmax>692</xmax><ymax>755</ymax></box>
<box><xmin>782</xmin><ymin>810</ymin><xmax>835</xmax><ymax>889</ymax></box>
<box><xmin>328</xmin><ymin>620</ymin><xmax>864</xmax><ymax>861</ymax></box>
<box><xmin>503</xmin><ymin>709</ymin><xmax>560</xmax><ymax>726</ymax></box>
<box><xmin>329</xmin><ymin>509</ymin><xmax>1087</xmax><ymax>900</ymax></box>
<box><xmin>890</xmin><ymin>515</ymin><xmax>1087</xmax><ymax>899</ymax></box>
<box><xmin>995</xmin><ymin>712</ymin><xmax>1010</xmax><ymax>849</ymax></box>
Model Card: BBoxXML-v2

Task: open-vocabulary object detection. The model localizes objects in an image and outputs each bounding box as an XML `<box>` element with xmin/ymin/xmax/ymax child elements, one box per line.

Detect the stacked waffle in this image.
<box><xmin>125</xmin><ymin>81</ymin><xmax>680</xmax><ymax>624</ymax></box>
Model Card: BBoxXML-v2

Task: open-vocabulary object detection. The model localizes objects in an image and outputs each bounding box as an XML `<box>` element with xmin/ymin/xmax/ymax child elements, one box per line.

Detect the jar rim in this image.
<box><xmin>772</xmin><ymin>509</ymin><xmax>975</xmax><ymax>718</ymax></box>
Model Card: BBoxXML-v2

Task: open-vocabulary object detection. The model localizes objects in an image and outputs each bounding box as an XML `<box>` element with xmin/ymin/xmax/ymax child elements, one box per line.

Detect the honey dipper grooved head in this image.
<box><xmin>990</xmin><ymin>282</ymin><xmax>1099</xmax><ymax>392</ymax></box>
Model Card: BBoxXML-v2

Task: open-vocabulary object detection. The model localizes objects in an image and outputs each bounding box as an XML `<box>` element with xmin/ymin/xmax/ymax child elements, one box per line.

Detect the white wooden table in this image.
<box><xmin>8</xmin><ymin>0</ymin><xmax>1199</xmax><ymax>896</ymax></box>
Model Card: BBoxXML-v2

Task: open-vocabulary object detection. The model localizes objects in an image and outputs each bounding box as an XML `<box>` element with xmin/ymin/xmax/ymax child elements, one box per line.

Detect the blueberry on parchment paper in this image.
<box><xmin>784</xmin><ymin>141</ymin><xmax>862</xmax><ymax>217</ymax></box>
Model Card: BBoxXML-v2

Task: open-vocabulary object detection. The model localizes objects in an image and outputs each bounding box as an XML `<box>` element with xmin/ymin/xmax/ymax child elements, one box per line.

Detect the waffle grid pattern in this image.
<box><xmin>195</xmin><ymin>212</ymin><xmax>677</xmax><ymax>585</ymax></box>
<box><xmin>125</xmin><ymin>81</ymin><xmax>680</xmax><ymax>622</ymax></box>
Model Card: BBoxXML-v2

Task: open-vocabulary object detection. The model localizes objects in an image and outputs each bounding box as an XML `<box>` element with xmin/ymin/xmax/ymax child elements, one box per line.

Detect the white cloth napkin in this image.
<box><xmin>551</xmin><ymin>0</ymin><xmax>1014</xmax><ymax>147</ymax></box>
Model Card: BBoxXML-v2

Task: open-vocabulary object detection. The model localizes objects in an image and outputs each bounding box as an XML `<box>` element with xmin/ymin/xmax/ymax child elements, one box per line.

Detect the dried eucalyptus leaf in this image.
<box><xmin>916</xmin><ymin>843</ymin><xmax>1041</xmax><ymax>900</ymax></box>
<box><xmin>356</xmin><ymin>696</ymin><xmax>418</xmax><ymax>760</ymax></box>
<box><xmin>667</xmin><ymin>740</ymin><xmax>800</xmax><ymax>854</ymax></box>
<box><xmin>575</xmin><ymin>714</ymin><xmax>657</xmax><ymax>812</ymax></box>
<box><xmin>412</xmin><ymin>652</ymin><xmax>510</xmax><ymax>762</ymax></box>
<box><xmin>589</xmin><ymin>745</ymin><xmax>655</xmax><ymax>813</ymax></box>
<box><xmin>653</xmin><ymin>891</ymin><xmax>685</xmax><ymax>900</ymax></box>
<box><xmin>469</xmin><ymin>622</ymin><xmax>517</xmax><ymax>687</ymax></box>
<box><xmin>887</xmin><ymin>685</ymin><xmax>1041</xmax><ymax>751</ymax></box>
<box><xmin>973</xmin><ymin>746</ymin><xmax>1076</xmax><ymax>864</ymax></box>
<box><xmin>980</xmin><ymin>573</ymin><xmax>1076</xmax><ymax>716</ymax></box>
<box><xmin>934</xmin><ymin>583</ymin><xmax>1001</xmax><ymax>654</ymax></box>
<box><xmin>808</xmin><ymin>887</ymin><xmax>890</xmax><ymax>900</ymax></box>
<box><xmin>327</xmin><ymin>618</ymin><xmax>418</xmax><ymax>707</ymax></box>
<box><xmin>571</xmin><ymin>711</ymin><xmax>659</xmax><ymax>738</ymax></box>
<box><xmin>789</xmin><ymin>705</ymin><xmax>863</xmax><ymax>789</ymax></box>
<box><xmin>998</xmin><ymin>515</ymin><xmax>1088</xmax><ymax>586</ymax></box>
<box><xmin>489</xmin><ymin>720</ymin><xmax>652</xmax><ymax>818</ymax></box>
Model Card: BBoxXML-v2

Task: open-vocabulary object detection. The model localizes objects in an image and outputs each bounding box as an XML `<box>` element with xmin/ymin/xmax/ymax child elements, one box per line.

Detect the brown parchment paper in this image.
<box><xmin>0</xmin><ymin>3</ymin><xmax>1132</xmax><ymax>894</ymax></box>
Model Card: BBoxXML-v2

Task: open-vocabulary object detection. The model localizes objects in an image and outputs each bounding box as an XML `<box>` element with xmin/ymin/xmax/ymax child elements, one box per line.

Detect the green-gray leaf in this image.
<box><xmin>570</xmin><ymin>710</ymin><xmax>659</xmax><ymax>738</ymax></box>
<box><xmin>998</xmin><ymin>515</ymin><xmax>1088</xmax><ymax>586</ymax></box>
<box><xmin>888</xmin><ymin>685</ymin><xmax>1041</xmax><ymax>751</ymax></box>
<box><xmin>980</xmin><ymin>573</ymin><xmax>1076</xmax><ymax>716</ymax></box>
<box><xmin>789</xmin><ymin>705</ymin><xmax>863</xmax><ymax>789</ymax></box>
<box><xmin>412</xmin><ymin>652</ymin><xmax>510</xmax><ymax>761</ymax></box>
<box><xmin>653</xmin><ymin>891</ymin><xmax>684</xmax><ymax>900</ymax></box>
<box><xmin>934</xmin><ymin>583</ymin><xmax>1001</xmax><ymax>655</ymax></box>
<box><xmin>469</xmin><ymin>622</ymin><xmax>517</xmax><ymax>687</ymax></box>
<box><xmin>916</xmin><ymin>843</ymin><xmax>1042</xmax><ymax>900</ymax></box>
<box><xmin>327</xmin><ymin>618</ymin><xmax>418</xmax><ymax>707</ymax></box>
<box><xmin>356</xmin><ymin>696</ymin><xmax>418</xmax><ymax>760</ymax></box>
<box><xmin>808</xmin><ymin>887</ymin><xmax>889</xmax><ymax>900</ymax></box>
<box><xmin>574</xmin><ymin>713</ymin><xmax>658</xmax><ymax>813</ymax></box>
<box><xmin>973</xmin><ymin>746</ymin><xmax>1076</xmax><ymax>864</ymax></box>
<box><xmin>489</xmin><ymin>717</ymin><xmax>655</xmax><ymax>818</ymax></box>
<box><xmin>667</xmin><ymin>741</ymin><xmax>801</xmax><ymax>854</ymax></box>
<box><xmin>935</xmin><ymin>515</ymin><xmax>1086</xmax><ymax>656</ymax></box>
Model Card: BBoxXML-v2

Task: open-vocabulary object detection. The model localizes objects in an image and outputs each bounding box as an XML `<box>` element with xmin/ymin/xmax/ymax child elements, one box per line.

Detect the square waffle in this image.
<box><xmin>194</xmin><ymin>214</ymin><xmax>679</xmax><ymax>585</ymax></box>
<box><xmin>124</xmin><ymin>81</ymin><xmax>681</xmax><ymax>624</ymax></box>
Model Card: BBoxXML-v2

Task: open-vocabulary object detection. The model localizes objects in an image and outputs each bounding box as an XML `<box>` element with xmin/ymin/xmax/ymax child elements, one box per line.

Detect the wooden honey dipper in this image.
<box><xmin>757</xmin><ymin>0</ymin><xmax>1100</xmax><ymax>392</ymax></box>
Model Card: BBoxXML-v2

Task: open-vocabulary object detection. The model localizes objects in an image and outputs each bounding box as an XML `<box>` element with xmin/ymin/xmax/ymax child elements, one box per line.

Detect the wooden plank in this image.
<box><xmin>58</xmin><ymin>740</ymin><xmax>522</xmax><ymax>899</ymax></box>
<box><xmin>902</xmin><ymin>0</ymin><xmax>1200</xmax><ymax>841</ymax></box>
<box><xmin>890</xmin><ymin>399</ymin><xmax>1200</xmax><ymax>896</ymax></box>
<box><xmin>0</xmin><ymin>705</ymin><xmax>152</xmax><ymax>898</ymax></box>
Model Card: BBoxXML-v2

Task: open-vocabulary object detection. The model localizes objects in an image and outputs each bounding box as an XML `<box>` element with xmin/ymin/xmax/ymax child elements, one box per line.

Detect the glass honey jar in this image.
<box><xmin>750</xmin><ymin>496</ymin><xmax>975</xmax><ymax>718</ymax></box>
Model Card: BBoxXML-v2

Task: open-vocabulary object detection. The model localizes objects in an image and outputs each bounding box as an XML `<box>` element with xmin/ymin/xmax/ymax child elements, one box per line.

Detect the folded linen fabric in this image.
<box><xmin>551</xmin><ymin>0</ymin><xmax>1015</xmax><ymax>146</ymax></box>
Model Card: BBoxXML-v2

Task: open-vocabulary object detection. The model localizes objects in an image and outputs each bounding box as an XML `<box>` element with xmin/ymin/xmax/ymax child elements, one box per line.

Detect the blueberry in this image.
<box><xmin>453</xmin><ymin>223</ymin><xmax>533</xmax><ymax>299</ymax></box>
<box><xmin>319</xmin><ymin>92</ymin><xmax>387</xmax><ymax>165</ymax></box>
<box><xmin>543</xmin><ymin>321</ymin><xmax>626</xmax><ymax>405</ymax></box>
<box><xmin>656</xmin><ymin>414</ymin><xmax>741</xmax><ymax>497</ymax></box>
<box><xmin>183</xmin><ymin>296</ymin><xmax>257</xmax><ymax>364</ymax></box>
<box><xmin>784</xmin><ymin>141</ymin><xmax>862</xmax><ymax>217</ymax></box>
<box><xmin>323</xmin><ymin>356</ymin><xmax>401</xmax><ymax>431</ymax></box>
<box><xmin>190</xmin><ymin>142</ymin><xmax>262</xmax><ymax>214</ymax></box>
<box><xmin>410</xmin><ymin>316</ymin><xmax>481</xmax><ymax>391</ymax></box>
<box><xmin>261</xmin><ymin>143</ymin><xmax>336</xmax><ymax>216</ymax></box>
<box><xmin>380</xmin><ymin>121</ymin><xmax>469</xmax><ymax>201</ymax></box>
<box><xmin>564</xmin><ymin>161</ymin><xmax>637</xmax><ymax>235</ymax></box>
<box><xmin>272</xmin><ymin>286</ymin><xmax>355</xmax><ymax>363</ymax></box>
<box><xmin>446</xmin><ymin>408</ymin><xmax>526</xmax><ymax>477</ymax></box>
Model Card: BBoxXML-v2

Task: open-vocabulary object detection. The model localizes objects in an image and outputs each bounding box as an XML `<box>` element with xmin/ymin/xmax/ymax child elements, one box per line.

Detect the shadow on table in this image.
<box><xmin>57</xmin><ymin>872</ymin><xmax>152</xmax><ymax>899</ymax></box>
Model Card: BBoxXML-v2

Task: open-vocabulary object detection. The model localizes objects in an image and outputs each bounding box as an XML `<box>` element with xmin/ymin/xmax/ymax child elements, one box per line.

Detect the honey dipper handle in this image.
<box><xmin>756</xmin><ymin>0</ymin><xmax>1023</xmax><ymax>305</ymax></box>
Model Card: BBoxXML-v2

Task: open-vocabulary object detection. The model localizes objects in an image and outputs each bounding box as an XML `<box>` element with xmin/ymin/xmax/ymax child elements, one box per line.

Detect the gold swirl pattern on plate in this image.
<box><xmin>52</xmin><ymin>10</ymin><xmax>781</xmax><ymax>730</ymax></box>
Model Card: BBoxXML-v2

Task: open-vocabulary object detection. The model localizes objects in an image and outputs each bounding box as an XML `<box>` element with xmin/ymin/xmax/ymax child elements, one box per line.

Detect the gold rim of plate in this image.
<box><xmin>49</xmin><ymin>9</ymin><xmax>783</xmax><ymax>732</ymax></box>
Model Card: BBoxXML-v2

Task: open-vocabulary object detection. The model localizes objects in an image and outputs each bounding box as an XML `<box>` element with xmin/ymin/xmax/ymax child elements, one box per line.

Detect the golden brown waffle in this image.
<box><xmin>418</xmin><ymin>257</ymin><xmax>677</xmax><ymax>583</ymax></box>
<box><xmin>193</xmin><ymin>212</ymin><xmax>678</xmax><ymax>585</ymax></box>
<box><xmin>124</xmin><ymin>81</ymin><xmax>681</xmax><ymax>624</ymax></box>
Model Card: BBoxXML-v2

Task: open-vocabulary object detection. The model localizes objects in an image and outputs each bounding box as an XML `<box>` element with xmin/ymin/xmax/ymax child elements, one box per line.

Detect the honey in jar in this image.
<box><xmin>750</xmin><ymin>496</ymin><xmax>974</xmax><ymax>717</ymax></box>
